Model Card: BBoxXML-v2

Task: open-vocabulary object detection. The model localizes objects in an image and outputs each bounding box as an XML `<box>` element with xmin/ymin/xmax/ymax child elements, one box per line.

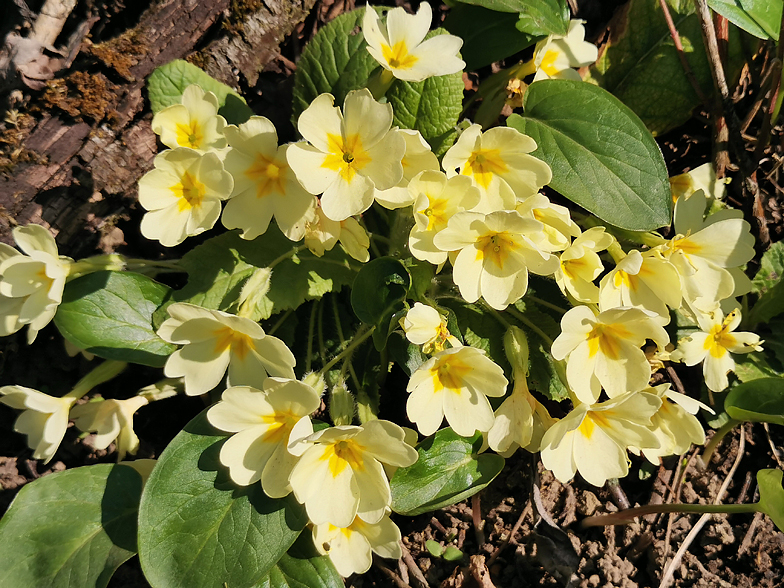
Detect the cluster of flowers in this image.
<box><xmin>0</xmin><ymin>2</ymin><xmax>767</xmax><ymax>578</ymax></box>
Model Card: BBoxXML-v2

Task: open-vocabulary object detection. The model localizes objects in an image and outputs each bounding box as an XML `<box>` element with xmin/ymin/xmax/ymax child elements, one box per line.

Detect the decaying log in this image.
<box><xmin>0</xmin><ymin>0</ymin><xmax>317</xmax><ymax>256</ymax></box>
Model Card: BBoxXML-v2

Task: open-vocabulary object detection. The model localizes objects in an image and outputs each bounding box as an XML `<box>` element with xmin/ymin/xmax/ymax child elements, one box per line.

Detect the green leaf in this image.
<box><xmin>752</xmin><ymin>241</ymin><xmax>784</xmax><ymax>295</ymax></box>
<box><xmin>516</xmin><ymin>0</ymin><xmax>570</xmax><ymax>36</ymax></box>
<box><xmin>390</xmin><ymin>428</ymin><xmax>505</xmax><ymax>516</ymax></box>
<box><xmin>733</xmin><ymin>352</ymin><xmax>783</xmax><ymax>383</ymax></box>
<box><xmin>387</xmin><ymin>331</ymin><xmax>428</xmax><ymax>376</ymax></box>
<box><xmin>725</xmin><ymin>377</ymin><xmax>784</xmax><ymax>425</ymax></box>
<box><xmin>387</xmin><ymin>30</ymin><xmax>465</xmax><ymax>157</ymax></box>
<box><xmin>440</xmin><ymin>300</ymin><xmax>510</xmax><ymax>373</ymax></box>
<box><xmin>147</xmin><ymin>59</ymin><xmax>252</xmax><ymax>124</ymax></box>
<box><xmin>0</xmin><ymin>464</ymin><xmax>141</xmax><ymax>588</ymax></box>
<box><xmin>508</xmin><ymin>79</ymin><xmax>671</xmax><ymax>231</ymax></box>
<box><xmin>254</xmin><ymin>535</ymin><xmax>342</xmax><ymax>588</ymax></box>
<box><xmin>425</xmin><ymin>539</ymin><xmax>445</xmax><ymax>557</ymax></box>
<box><xmin>54</xmin><ymin>271</ymin><xmax>177</xmax><ymax>367</ymax></box>
<box><xmin>444</xmin><ymin>4</ymin><xmax>538</xmax><ymax>71</ymax></box>
<box><xmin>172</xmin><ymin>228</ymin><xmax>357</xmax><ymax>319</ymax></box>
<box><xmin>350</xmin><ymin>257</ymin><xmax>410</xmax><ymax>350</ymax></box>
<box><xmin>757</xmin><ymin>469</ymin><xmax>784</xmax><ymax>532</ymax></box>
<box><xmin>138</xmin><ymin>410</ymin><xmax>307</xmax><ymax>588</ymax></box>
<box><xmin>749</xmin><ymin>280</ymin><xmax>784</xmax><ymax>326</ymax></box>
<box><xmin>708</xmin><ymin>0</ymin><xmax>782</xmax><ymax>40</ymax></box>
<box><xmin>291</xmin><ymin>7</ymin><xmax>380</xmax><ymax>122</ymax></box>
<box><xmin>443</xmin><ymin>546</ymin><xmax>464</xmax><ymax>561</ymax></box>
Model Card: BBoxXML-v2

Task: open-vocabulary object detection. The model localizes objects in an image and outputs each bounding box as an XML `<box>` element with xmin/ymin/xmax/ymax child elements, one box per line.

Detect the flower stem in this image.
<box><xmin>580</xmin><ymin>501</ymin><xmax>759</xmax><ymax>529</ymax></box>
<box><xmin>319</xmin><ymin>326</ymin><xmax>374</xmax><ymax>375</ymax></box>
<box><xmin>267</xmin><ymin>245</ymin><xmax>308</xmax><ymax>270</ymax></box>
<box><xmin>66</xmin><ymin>360</ymin><xmax>127</xmax><ymax>400</ymax></box>
<box><xmin>702</xmin><ymin>418</ymin><xmax>741</xmax><ymax>464</ymax></box>
<box><xmin>524</xmin><ymin>294</ymin><xmax>567</xmax><ymax>315</ymax></box>
<box><xmin>505</xmin><ymin>306</ymin><xmax>554</xmax><ymax>347</ymax></box>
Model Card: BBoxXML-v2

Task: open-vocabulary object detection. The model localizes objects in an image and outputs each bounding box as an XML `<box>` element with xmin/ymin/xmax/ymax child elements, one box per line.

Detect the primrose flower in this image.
<box><xmin>599</xmin><ymin>248</ymin><xmax>681</xmax><ymax>323</ymax></box>
<box><xmin>551</xmin><ymin>305</ymin><xmax>670</xmax><ymax>404</ymax></box>
<box><xmin>408</xmin><ymin>171</ymin><xmax>481</xmax><ymax>265</ymax></box>
<box><xmin>530</xmin><ymin>20</ymin><xmax>598</xmax><ymax>81</ymax></box>
<box><xmin>487</xmin><ymin>376</ymin><xmax>537</xmax><ymax>457</ymax></box>
<box><xmin>362</xmin><ymin>3</ymin><xmax>464</xmax><ymax>82</ymax></box>
<box><xmin>151</xmin><ymin>85</ymin><xmax>227</xmax><ymax>153</ymax></box>
<box><xmin>540</xmin><ymin>391</ymin><xmax>661</xmax><ymax>487</ymax></box>
<box><xmin>515</xmin><ymin>193</ymin><xmax>580</xmax><ymax>251</ymax></box>
<box><xmin>553</xmin><ymin>227</ymin><xmax>613</xmax><ymax>303</ymax></box>
<box><xmin>70</xmin><ymin>396</ymin><xmax>149</xmax><ymax>460</ymax></box>
<box><xmin>400</xmin><ymin>303</ymin><xmax>459</xmax><ymax>354</ymax></box>
<box><xmin>672</xmin><ymin>308</ymin><xmax>763</xmax><ymax>392</ymax></box>
<box><xmin>138</xmin><ymin>148</ymin><xmax>234</xmax><ymax>247</ymax></box>
<box><xmin>433</xmin><ymin>210</ymin><xmax>560</xmax><ymax>310</ymax></box>
<box><xmin>443</xmin><ymin>125</ymin><xmax>552</xmax><ymax>211</ymax></box>
<box><xmin>670</xmin><ymin>162</ymin><xmax>727</xmax><ymax>203</ymax></box>
<box><xmin>289</xmin><ymin>419</ymin><xmax>418</xmax><ymax>527</ymax></box>
<box><xmin>221</xmin><ymin>116</ymin><xmax>317</xmax><ymax>241</ymax></box>
<box><xmin>157</xmin><ymin>303</ymin><xmax>296</xmax><ymax>396</ymax></box>
<box><xmin>207</xmin><ymin>379</ymin><xmax>321</xmax><ymax>496</ymax></box>
<box><xmin>407</xmin><ymin>345</ymin><xmax>508</xmax><ymax>436</ymax></box>
<box><xmin>0</xmin><ymin>386</ymin><xmax>78</xmax><ymax>463</ymax></box>
<box><xmin>287</xmin><ymin>90</ymin><xmax>405</xmax><ymax>221</ymax></box>
<box><xmin>314</xmin><ymin>514</ymin><xmax>402</xmax><ymax>577</ymax></box>
<box><xmin>0</xmin><ymin>224</ymin><xmax>71</xmax><ymax>343</ymax></box>
<box><xmin>374</xmin><ymin>129</ymin><xmax>439</xmax><ymax>209</ymax></box>
<box><xmin>303</xmin><ymin>204</ymin><xmax>340</xmax><ymax>257</ymax></box>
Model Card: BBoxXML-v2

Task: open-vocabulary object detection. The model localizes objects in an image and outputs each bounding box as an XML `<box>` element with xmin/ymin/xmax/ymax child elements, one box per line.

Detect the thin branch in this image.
<box><xmin>659</xmin><ymin>0</ymin><xmax>709</xmax><ymax>105</ymax></box>
<box><xmin>694</xmin><ymin>0</ymin><xmax>729</xmax><ymax>100</ymax></box>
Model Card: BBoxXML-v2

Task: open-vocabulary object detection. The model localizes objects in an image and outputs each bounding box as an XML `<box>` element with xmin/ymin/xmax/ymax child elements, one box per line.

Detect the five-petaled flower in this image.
<box><xmin>151</xmin><ymin>84</ymin><xmax>228</xmax><ymax>153</ymax></box>
<box><xmin>313</xmin><ymin>514</ymin><xmax>402</xmax><ymax>577</ymax></box>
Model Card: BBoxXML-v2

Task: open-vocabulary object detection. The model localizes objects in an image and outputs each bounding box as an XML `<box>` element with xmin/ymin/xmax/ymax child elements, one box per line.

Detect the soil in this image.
<box><xmin>1</xmin><ymin>0</ymin><xmax>783</xmax><ymax>587</ymax></box>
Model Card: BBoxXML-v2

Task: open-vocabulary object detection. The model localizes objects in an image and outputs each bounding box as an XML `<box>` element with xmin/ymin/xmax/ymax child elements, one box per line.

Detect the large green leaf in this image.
<box><xmin>748</xmin><ymin>280</ymin><xmax>784</xmax><ymax>326</ymax></box>
<box><xmin>0</xmin><ymin>464</ymin><xmax>141</xmax><ymax>588</ymax></box>
<box><xmin>515</xmin><ymin>0</ymin><xmax>570</xmax><ymax>36</ymax></box>
<box><xmin>387</xmin><ymin>30</ymin><xmax>465</xmax><ymax>156</ymax></box>
<box><xmin>752</xmin><ymin>241</ymin><xmax>784</xmax><ymax>294</ymax></box>
<box><xmin>757</xmin><ymin>469</ymin><xmax>784</xmax><ymax>531</ymax></box>
<box><xmin>351</xmin><ymin>257</ymin><xmax>410</xmax><ymax>350</ymax></box>
<box><xmin>725</xmin><ymin>377</ymin><xmax>784</xmax><ymax>425</ymax></box>
<box><xmin>147</xmin><ymin>59</ymin><xmax>253</xmax><ymax>124</ymax></box>
<box><xmin>390</xmin><ymin>428</ymin><xmax>505</xmax><ymax>516</ymax></box>
<box><xmin>586</xmin><ymin>0</ymin><xmax>711</xmax><ymax>136</ymax></box>
<box><xmin>508</xmin><ymin>79</ymin><xmax>671</xmax><ymax>231</ymax></box>
<box><xmin>254</xmin><ymin>536</ymin><xmax>342</xmax><ymax>588</ymax></box>
<box><xmin>54</xmin><ymin>271</ymin><xmax>177</xmax><ymax>367</ymax></box>
<box><xmin>444</xmin><ymin>4</ymin><xmax>538</xmax><ymax>71</ymax></box>
<box><xmin>291</xmin><ymin>7</ymin><xmax>379</xmax><ymax>122</ymax></box>
<box><xmin>708</xmin><ymin>0</ymin><xmax>782</xmax><ymax>40</ymax></box>
<box><xmin>171</xmin><ymin>228</ymin><xmax>357</xmax><ymax>320</ymax></box>
<box><xmin>138</xmin><ymin>410</ymin><xmax>307</xmax><ymax>588</ymax></box>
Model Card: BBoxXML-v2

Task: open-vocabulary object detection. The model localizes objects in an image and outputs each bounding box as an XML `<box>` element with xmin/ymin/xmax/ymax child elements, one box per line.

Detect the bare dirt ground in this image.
<box><xmin>1</xmin><ymin>0</ymin><xmax>783</xmax><ymax>587</ymax></box>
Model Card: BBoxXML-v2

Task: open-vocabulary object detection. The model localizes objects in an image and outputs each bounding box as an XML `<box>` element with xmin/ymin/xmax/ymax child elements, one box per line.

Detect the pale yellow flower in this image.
<box><xmin>157</xmin><ymin>303</ymin><xmax>295</xmax><ymax>396</ymax></box>
<box><xmin>374</xmin><ymin>130</ymin><xmax>439</xmax><ymax>209</ymax></box>
<box><xmin>442</xmin><ymin>125</ymin><xmax>552</xmax><ymax>211</ymax></box>
<box><xmin>221</xmin><ymin>116</ymin><xmax>317</xmax><ymax>241</ymax></box>
<box><xmin>530</xmin><ymin>20</ymin><xmax>598</xmax><ymax>81</ymax></box>
<box><xmin>151</xmin><ymin>85</ymin><xmax>227</xmax><ymax>153</ymax></box>
<box><xmin>551</xmin><ymin>305</ymin><xmax>670</xmax><ymax>403</ymax></box>
<box><xmin>400</xmin><ymin>303</ymin><xmax>459</xmax><ymax>354</ymax></box>
<box><xmin>540</xmin><ymin>391</ymin><xmax>661</xmax><ymax>487</ymax></box>
<box><xmin>287</xmin><ymin>90</ymin><xmax>405</xmax><ymax>221</ymax></box>
<box><xmin>289</xmin><ymin>420</ymin><xmax>418</xmax><ymax>527</ymax></box>
<box><xmin>70</xmin><ymin>396</ymin><xmax>149</xmax><ymax>460</ymax></box>
<box><xmin>303</xmin><ymin>203</ymin><xmax>340</xmax><ymax>257</ymax></box>
<box><xmin>314</xmin><ymin>514</ymin><xmax>402</xmax><ymax>577</ymax></box>
<box><xmin>670</xmin><ymin>162</ymin><xmax>727</xmax><ymax>203</ymax></box>
<box><xmin>338</xmin><ymin>217</ymin><xmax>371</xmax><ymax>263</ymax></box>
<box><xmin>515</xmin><ymin>193</ymin><xmax>580</xmax><ymax>251</ymax></box>
<box><xmin>138</xmin><ymin>148</ymin><xmax>233</xmax><ymax>247</ymax></box>
<box><xmin>553</xmin><ymin>227</ymin><xmax>613</xmax><ymax>303</ymax></box>
<box><xmin>207</xmin><ymin>379</ymin><xmax>321</xmax><ymax>496</ymax></box>
<box><xmin>408</xmin><ymin>171</ymin><xmax>480</xmax><ymax>265</ymax></box>
<box><xmin>407</xmin><ymin>346</ymin><xmax>508</xmax><ymax>436</ymax></box>
<box><xmin>362</xmin><ymin>3</ymin><xmax>464</xmax><ymax>82</ymax></box>
<box><xmin>433</xmin><ymin>210</ymin><xmax>560</xmax><ymax>310</ymax></box>
<box><xmin>673</xmin><ymin>308</ymin><xmax>763</xmax><ymax>392</ymax></box>
<box><xmin>0</xmin><ymin>224</ymin><xmax>70</xmax><ymax>343</ymax></box>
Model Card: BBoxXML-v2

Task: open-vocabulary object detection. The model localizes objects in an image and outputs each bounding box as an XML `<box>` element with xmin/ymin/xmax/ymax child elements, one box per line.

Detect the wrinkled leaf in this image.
<box><xmin>291</xmin><ymin>7</ymin><xmax>379</xmax><ymax>122</ymax></box>
<box><xmin>390</xmin><ymin>428</ymin><xmax>505</xmax><ymax>516</ymax></box>
<box><xmin>749</xmin><ymin>280</ymin><xmax>784</xmax><ymax>326</ymax></box>
<box><xmin>147</xmin><ymin>59</ymin><xmax>252</xmax><ymax>124</ymax></box>
<box><xmin>515</xmin><ymin>0</ymin><xmax>570</xmax><ymax>36</ymax></box>
<box><xmin>254</xmin><ymin>535</ymin><xmax>342</xmax><ymax>588</ymax></box>
<box><xmin>708</xmin><ymin>0</ymin><xmax>782</xmax><ymax>40</ymax></box>
<box><xmin>444</xmin><ymin>4</ymin><xmax>538</xmax><ymax>71</ymax></box>
<box><xmin>138</xmin><ymin>410</ymin><xmax>307</xmax><ymax>588</ymax></box>
<box><xmin>441</xmin><ymin>299</ymin><xmax>510</xmax><ymax>373</ymax></box>
<box><xmin>351</xmin><ymin>257</ymin><xmax>410</xmax><ymax>349</ymax></box>
<box><xmin>734</xmin><ymin>352</ymin><xmax>783</xmax><ymax>383</ymax></box>
<box><xmin>757</xmin><ymin>469</ymin><xmax>784</xmax><ymax>531</ymax></box>
<box><xmin>752</xmin><ymin>241</ymin><xmax>784</xmax><ymax>294</ymax></box>
<box><xmin>725</xmin><ymin>377</ymin><xmax>784</xmax><ymax>425</ymax></box>
<box><xmin>0</xmin><ymin>464</ymin><xmax>141</xmax><ymax>588</ymax></box>
<box><xmin>508</xmin><ymin>79</ymin><xmax>671</xmax><ymax>231</ymax></box>
<box><xmin>54</xmin><ymin>271</ymin><xmax>176</xmax><ymax>367</ymax></box>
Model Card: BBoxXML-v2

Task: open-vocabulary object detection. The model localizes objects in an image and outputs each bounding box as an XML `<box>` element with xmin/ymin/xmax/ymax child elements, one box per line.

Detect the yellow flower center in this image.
<box><xmin>418</xmin><ymin>197</ymin><xmax>449</xmax><ymax>231</ymax></box>
<box><xmin>477</xmin><ymin>232</ymin><xmax>519</xmax><ymax>270</ymax></box>
<box><xmin>578</xmin><ymin>411</ymin><xmax>611</xmax><ymax>439</ymax></box>
<box><xmin>538</xmin><ymin>49</ymin><xmax>562</xmax><ymax>77</ymax></box>
<box><xmin>322</xmin><ymin>133</ymin><xmax>372</xmax><ymax>182</ymax></box>
<box><xmin>613</xmin><ymin>269</ymin><xmax>639</xmax><ymax>291</ymax></box>
<box><xmin>321</xmin><ymin>439</ymin><xmax>365</xmax><ymax>477</ymax></box>
<box><xmin>246</xmin><ymin>153</ymin><xmax>286</xmax><ymax>198</ymax></box>
<box><xmin>381</xmin><ymin>41</ymin><xmax>419</xmax><ymax>70</ymax></box>
<box><xmin>586</xmin><ymin>323</ymin><xmax>633</xmax><ymax>360</ymax></box>
<box><xmin>431</xmin><ymin>355</ymin><xmax>473</xmax><ymax>393</ymax></box>
<box><xmin>212</xmin><ymin>327</ymin><xmax>256</xmax><ymax>361</ymax></box>
<box><xmin>561</xmin><ymin>256</ymin><xmax>589</xmax><ymax>280</ymax></box>
<box><xmin>463</xmin><ymin>148</ymin><xmax>507</xmax><ymax>189</ymax></box>
<box><xmin>175</xmin><ymin>120</ymin><xmax>204</xmax><ymax>149</ymax></box>
<box><xmin>172</xmin><ymin>171</ymin><xmax>206</xmax><ymax>212</ymax></box>
<box><xmin>703</xmin><ymin>318</ymin><xmax>737</xmax><ymax>359</ymax></box>
<box><xmin>672</xmin><ymin>234</ymin><xmax>702</xmax><ymax>256</ymax></box>
<box><xmin>260</xmin><ymin>411</ymin><xmax>297</xmax><ymax>444</ymax></box>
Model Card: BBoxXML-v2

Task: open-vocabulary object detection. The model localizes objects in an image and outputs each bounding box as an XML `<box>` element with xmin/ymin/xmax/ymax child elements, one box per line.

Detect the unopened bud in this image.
<box><xmin>237</xmin><ymin>267</ymin><xmax>272</xmax><ymax>320</ymax></box>
<box><xmin>329</xmin><ymin>382</ymin><xmax>356</xmax><ymax>427</ymax></box>
<box><xmin>504</xmin><ymin>326</ymin><xmax>530</xmax><ymax>376</ymax></box>
<box><xmin>301</xmin><ymin>371</ymin><xmax>326</xmax><ymax>397</ymax></box>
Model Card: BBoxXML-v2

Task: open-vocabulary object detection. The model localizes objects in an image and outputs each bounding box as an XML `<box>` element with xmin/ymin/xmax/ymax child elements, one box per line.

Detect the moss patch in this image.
<box><xmin>42</xmin><ymin>72</ymin><xmax>118</xmax><ymax>123</ymax></box>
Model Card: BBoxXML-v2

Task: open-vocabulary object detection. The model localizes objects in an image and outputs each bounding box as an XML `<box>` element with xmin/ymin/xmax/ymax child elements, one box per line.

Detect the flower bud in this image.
<box><xmin>329</xmin><ymin>382</ymin><xmax>355</xmax><ymax>427</ymax></box>
<box><xmin>504</xmin><ymin>326</ymin><xmax>530</xmax><ymax>376</ymax></box>
<box><xmin>301</xmin><ymin>371</ymin><xmax>326</xmax><ymax>397</ymax></box>
<box><xmin>237</xmin><ymin>267</ymin><xmax>272</xmax><ymax>320</ymax></box>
